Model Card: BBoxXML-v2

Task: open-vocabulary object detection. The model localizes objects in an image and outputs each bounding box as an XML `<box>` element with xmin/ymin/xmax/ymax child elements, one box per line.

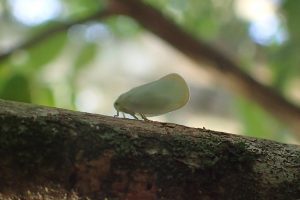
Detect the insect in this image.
<box><xmin>114</xmin><ymin>73</ymin><xmax>189</xmax><ymax>120</ymax></box>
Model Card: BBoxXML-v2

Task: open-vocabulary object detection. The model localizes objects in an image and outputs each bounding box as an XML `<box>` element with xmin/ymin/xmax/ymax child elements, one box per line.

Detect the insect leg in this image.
<box><xmin>140</xmin><ymin>113</ymin><xmax>149</xmax><ymax>121</ymax></box>
<box><xmin>128</xmin><ymin>113</ymin><xmax>139</xmax><ymax>120</ymax></box>
<box><xmin>114</xmin><ymin>110</ymin><xmax>119</xmax><ymax>118</ymax></box>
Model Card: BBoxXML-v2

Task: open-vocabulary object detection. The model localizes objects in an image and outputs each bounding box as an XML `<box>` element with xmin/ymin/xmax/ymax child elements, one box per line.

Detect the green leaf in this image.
<box><xmin>30</xmin><ymin>83</ymin><xmax>55</xmax><ymax>106</ymax></box>
<box><xmin>283</xmin><ymin>0</ymin><xmax>300</xmax><ymax>40</ymax></box>
<box><xmin>24</xmin><ymin>32</ymin><xmax>67</xmax><ymax>70</ymax></box>
<box><xmin>65</xmin><ymin>0</ymin><xmax>103</xmax><ymax>18</ymax></box>
<box><xmin>106</xmin><ymin>16</ymin><xmax>141</xmax><ymax>37</ymax></box>
<box><xmin>74</xmin><ymin>43</ymin><xmax>98</xmax><ymax>70</ymax></box>
<box><xmin>0</xmin><ymin>73</ymin><xmax>31</xmax><ymax>102</ymax></box>
<box><xmin>235</xmin><ymin>97</ymin><xmax>285</xmax><ymax>141</ymax></box>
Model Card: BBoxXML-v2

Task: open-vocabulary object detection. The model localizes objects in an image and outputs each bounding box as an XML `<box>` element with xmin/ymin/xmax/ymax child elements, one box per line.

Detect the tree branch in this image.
<box><xmin>0</xmin><ymin>99</ymin><xmax>299</xmax><ymax>199</ymax></box>
<box><xmin>109</xmin><ymin>0</ymin><xmax>300</xmax><ymax>138</ymax></box>
<box><xmin>1</xmin><ymin>0</ymin><xmax>299</xmax><ymax>139</ymax></box>
<box><xmin>0</xmin><ymin>9</ymin><xmax>113</xmax><ymax>62</ymax></box>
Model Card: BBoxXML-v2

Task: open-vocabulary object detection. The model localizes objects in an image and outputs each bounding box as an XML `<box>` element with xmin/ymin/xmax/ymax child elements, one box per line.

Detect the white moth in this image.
<box><xmin>114</xmin><ymin>73</ymin><xmax>189</xmax><ymax>120</ymax></box>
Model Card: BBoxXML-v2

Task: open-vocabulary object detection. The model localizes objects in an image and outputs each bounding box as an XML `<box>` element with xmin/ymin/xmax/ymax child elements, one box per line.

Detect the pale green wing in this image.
<box><xmin>116</xmin><ymin>73</ymin><xmax>189</xmax><ymax>116</ymax></box>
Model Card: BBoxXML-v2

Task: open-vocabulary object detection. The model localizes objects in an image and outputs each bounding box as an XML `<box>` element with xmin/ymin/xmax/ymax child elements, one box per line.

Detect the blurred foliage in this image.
<box><xmin>62</xmin><ymin>0</ymin><xmax>103</xmax><ymax>18</ymax></box>
<box><xmin>0</xmin><ymin>73</ymin><xmax>31</xmax><ymax>102</ymax></box>
<box><xmin>73</xmin><ymin>43</ymin><xmax>98</xmax><ymax>71</ymax></box>
<box><xmin>105</xmin><ymin>16</ymin><xmax>141</xmax><ymax>37</ymax></box>
<box><xmin>25</xmin><ymin>32</ymin><xmax>67</xmax><ymax>70</ymax></box>
<box><xmin>235</xmin><ymin>97</ymin><xmax>288</xmax><ymax>141</ymax></box>
<box><xmin>0</xmin><ymin>0</ymin><xmax>299</xmax><ymax>141</ymax></box>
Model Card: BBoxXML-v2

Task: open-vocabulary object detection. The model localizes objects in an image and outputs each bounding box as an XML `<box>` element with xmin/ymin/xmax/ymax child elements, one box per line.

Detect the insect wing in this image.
<box><xmin>120</xmin><ymin>73</ymin><xmax>189</xmax><ymax>116</ymax></box>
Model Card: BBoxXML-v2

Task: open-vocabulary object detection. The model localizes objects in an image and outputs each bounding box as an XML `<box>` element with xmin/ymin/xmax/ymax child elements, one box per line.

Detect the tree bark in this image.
<box><xmin>1</xmin><ymin>0</ymin><xmax>300</xmax><ymax>138</ymax></box>
<box><xmin>0</xmin><ymin>99</ymin><xmax>299</xmax><ymax>200</ymax></box>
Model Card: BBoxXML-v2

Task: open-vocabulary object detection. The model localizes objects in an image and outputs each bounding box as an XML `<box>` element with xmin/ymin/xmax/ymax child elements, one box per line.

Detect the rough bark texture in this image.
<box><xmin>0</xmin><ymin>99</ymin><xmax>300</xmax><ymax>200</ymax></box>
<box><xmin>1</xmin><ymin>0</ymin><xmax>300</xmax><ymax>138</ymax></box>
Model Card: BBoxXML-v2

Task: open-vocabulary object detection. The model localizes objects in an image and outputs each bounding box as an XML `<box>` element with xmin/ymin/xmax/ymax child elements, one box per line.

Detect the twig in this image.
<box><xmin>0</xmin><ymin>9</ymin><xmax>113</xmax><ymax>62</ymax></box>
<box><xmin>1</xmin><ymin>0</ymin><xmax>300</xmax><ymax>139</ymax></box>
